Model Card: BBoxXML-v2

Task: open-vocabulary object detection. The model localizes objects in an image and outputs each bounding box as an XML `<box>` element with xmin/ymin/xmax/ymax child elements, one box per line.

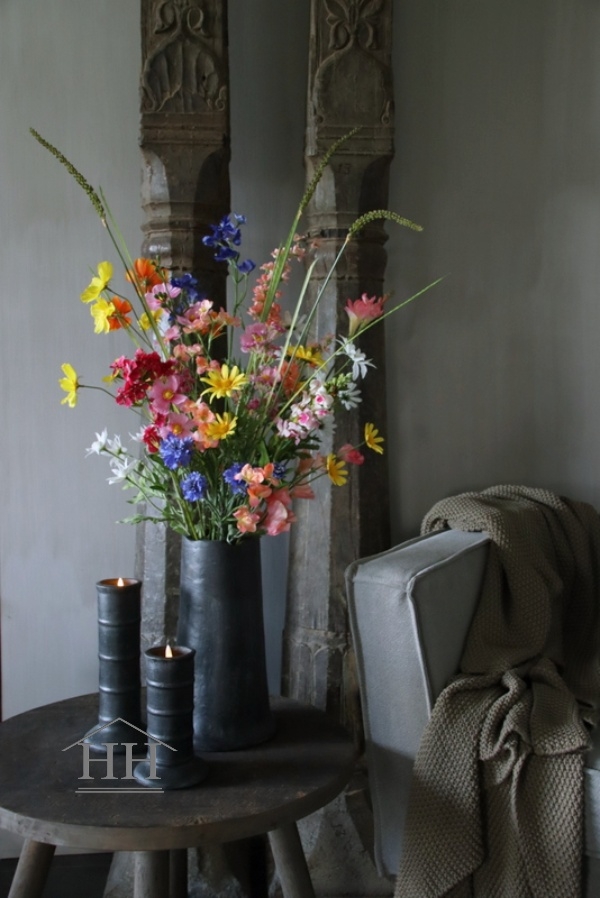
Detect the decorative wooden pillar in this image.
<box><xmin>281</xmin><ymin>2</ymin><xmax>395</xmax><ymax>893</ymax></box>
<box><xmin>135</xmin><ymin>0</ymin><xmax>231</xmax><ymax>651</ymax></box>
<box><xmin>283</xmin><ymin>0</ymin><xmax>394</xmax><ymax>737</ymax></box>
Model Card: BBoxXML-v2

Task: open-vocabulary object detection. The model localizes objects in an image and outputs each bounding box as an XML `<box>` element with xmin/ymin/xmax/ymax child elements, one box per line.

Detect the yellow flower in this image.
<box><xmin>289</xmin><ymin>344</ymin><xmax>324</xmax><ymax>367</ymax></box>
<box><xmin>81</xmin><ymin>261</ymin><xmax>113</xmax><ymax>303</ymax></box>
<box><xmin>326</xmin><ymin>453</ymin><xmax>348</xmax><ymax>486</ymax></box>
<box><xmin>90</xmin><ymin>298</ymin><xmax>116</xmax><ymax>334</ymax></box>
<box><xmin>201</xmin><ymin>364</ymin><xmax>248</xmax><ymax>401</ymax></box>
<box><xmin>204</xmin><ymin>413</ymin><xmax>237</xmax><ymax>441</ymax></box>
<box><xmin>139</xmin><ymin>309</ymin><xmax>163</xmax><ymax>330</ymax></box>
<box><xmin>59</xmin><ymin>363</ymin><xmax>79</xmax><ymax>408</ymax></box>
<box><xmin>364</xmin><ymin>422</ymin><xmax>384</xmax><ymax>455</ymax></box>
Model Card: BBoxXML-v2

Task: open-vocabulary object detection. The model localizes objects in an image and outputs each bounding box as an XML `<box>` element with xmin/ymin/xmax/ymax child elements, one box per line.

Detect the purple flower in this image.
<box><xmin>223</xmin><ymin>463</ymin><xmax>248</xmax><ymax>496</ymax></box>
<box><xmin>160</xmin><ymin>434</ymin><xmax>194</xmax><ymax>470</ymax></box>
<box><xmin>181</xmin><ymin>471</ymin><xmax>208</xmax><ymax>502</ymax></box>
<box><xmin>237</xmin><ymin>258</ymin><xmax>256</xmax><ymax>274</ymax></box>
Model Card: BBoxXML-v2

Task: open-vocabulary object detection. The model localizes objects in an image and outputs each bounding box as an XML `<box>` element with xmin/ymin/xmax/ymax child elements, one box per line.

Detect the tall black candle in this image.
<box><xmin>84</xmin><ymin>577</ymin><xmax>143</xmax><ymax>753</ymax></box>
<box><xmin>134</xmin><ymin>645</ymin><xmax>207</xmax><ymax>790</ymax></box>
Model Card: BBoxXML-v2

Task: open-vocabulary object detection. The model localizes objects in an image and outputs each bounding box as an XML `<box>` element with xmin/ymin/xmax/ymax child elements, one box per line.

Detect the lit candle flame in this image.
<box><xmin>165</xmin><ymin>644</ymin><xmax>173</xmax><ymax>659</ymax></box>
<box><xmin>117</xmin><ymin>577</ymin><xmax>125</xmax><ymax>587</ymax></box>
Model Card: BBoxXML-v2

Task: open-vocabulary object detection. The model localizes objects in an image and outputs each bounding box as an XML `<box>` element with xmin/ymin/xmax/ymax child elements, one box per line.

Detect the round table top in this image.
<box><xmin>0</xmin><ymin>694</ymin><xmax>356</xmax><ymax>851</ymax></box>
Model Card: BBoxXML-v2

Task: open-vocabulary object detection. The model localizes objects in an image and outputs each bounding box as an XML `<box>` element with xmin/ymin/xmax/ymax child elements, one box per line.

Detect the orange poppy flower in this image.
<box><xmin>126</xmin><ymin>257</ymin><xmax>165</xmax><ymax>290</ymax></box>
<box><xmin>108</xmin><ymin>298</ymin><xmax>133</xmax><ymax>331</ymax></box>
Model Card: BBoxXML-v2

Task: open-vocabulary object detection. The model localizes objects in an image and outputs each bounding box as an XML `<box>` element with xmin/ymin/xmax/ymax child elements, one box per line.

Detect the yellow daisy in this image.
<box><xmin>364</xmin><ymin>422</ymin><xmax>384</xmax><ymax>455</ymax></box>
<box><xmin>204</xmin><ymin>413</ymin><xmax>237</xmax><ymax>441</ymax></box>
<box><xmin>201</xmin><ymin>364</ymin><xmax>248</xmax><ymax>402</ymax></box>
<box><xmin>326</xmin><ymin>453</ymin><xmax>348</xmax><ymax>486</ymax></box>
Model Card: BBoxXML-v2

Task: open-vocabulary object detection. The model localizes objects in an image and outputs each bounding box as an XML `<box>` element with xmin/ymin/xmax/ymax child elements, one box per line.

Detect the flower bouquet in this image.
<box><xmin>34</xmin><ymin>128</ymin><xmax>436</xmax><ymax>545</ymax></box>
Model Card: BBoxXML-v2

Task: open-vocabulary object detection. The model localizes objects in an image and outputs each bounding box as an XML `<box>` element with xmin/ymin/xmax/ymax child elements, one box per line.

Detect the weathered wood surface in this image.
<box><xmin>0</xmin><ymin>694</ymin><xmax>355</xmax><ymax>851</ymax></box>
<box><xmin>283</xmin><ymin>0</ymin><xmax>394</xmax><ymax>741</ymax></box>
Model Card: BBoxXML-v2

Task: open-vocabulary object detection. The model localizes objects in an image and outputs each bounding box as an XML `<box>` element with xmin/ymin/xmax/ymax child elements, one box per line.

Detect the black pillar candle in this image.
<box><xmin>134</xmin><ymin>645</ymin><xmax>208</xmax><ymax>790</ymax></box>
<box><xmin>84</xmin><ymin>578</ymin><xmax>143</xmax><ymax>753</ymax></box>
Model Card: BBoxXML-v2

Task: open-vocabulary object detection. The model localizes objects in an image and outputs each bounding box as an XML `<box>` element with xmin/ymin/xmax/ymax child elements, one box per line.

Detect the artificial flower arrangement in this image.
<box><xmin>33</xmin><ymin>128</ymin><xmax>436</xmax><ymax>543</ymax></box>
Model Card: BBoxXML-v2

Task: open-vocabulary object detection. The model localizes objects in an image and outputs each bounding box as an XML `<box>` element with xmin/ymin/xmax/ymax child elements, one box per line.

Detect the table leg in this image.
<box><xmin>169</xmin><ymin>848</ymin><xmax>188</xmax><ymax>897</ymax></box>
<box><xmin>134</xmin><ymin>850</ymin><xmax>170</xmax><ymax>898</ymax></box>
<box><xmin>8</xmin><ymin>840</ymin><xmax>55</xmax><ymax>898</ymax></box>
<box><xmin>268</xmin><ymin>822</ymin><xmax>315</xmax><ymax>898</ymax></box>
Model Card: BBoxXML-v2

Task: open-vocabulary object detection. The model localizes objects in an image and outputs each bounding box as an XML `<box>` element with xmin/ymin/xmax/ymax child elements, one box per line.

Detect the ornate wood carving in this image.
<box><xmin>139</xmin><ymin>0</ymin><xmax>230</xmax><ymax>297</ymax></box>
<box><xmin>283</xmin><ymin>0</ymin><xmax>394</xmax><ymax>740</ymax></box>
<box><xmin>136</xmin><ymin>0</ymin><xmax>231</xmax><ymax>660</ymax></box>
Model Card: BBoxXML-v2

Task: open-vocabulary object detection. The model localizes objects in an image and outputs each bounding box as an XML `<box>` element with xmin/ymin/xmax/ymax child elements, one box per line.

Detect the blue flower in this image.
<box><xmin>223</xmin><ymin>463</ymin><xmax>248</xmax><ymax>496</ymax></box>
<box><xmin>273</xmin><ymin>461</ymin><xmax>288</xmax><ymax>481</ymax></box>
<box><xmin>159</xmin><ymin>434</ymin><xmax>194</xmax><ymax>470</ymax></box>
<box><xmin>171</xmin><ymin>273</ymin><xmax>200</xmax><ymax>303</ymax></box>
<box><xmin>202</xmin><ymin>213</ymin><xmax>249</xmax><ymax>263</ymax></box>
<box><xmin>181</xmin><ymin>471</ymin><xmax>208</xmax><ymax>502</ymax></box>
<box><xmin>237</xmin><ymin>258</ymin><xmax>256</xmax><ymax>274</ymax></box>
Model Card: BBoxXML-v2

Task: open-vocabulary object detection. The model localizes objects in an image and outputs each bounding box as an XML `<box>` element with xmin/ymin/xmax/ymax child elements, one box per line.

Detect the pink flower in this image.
<box><xmin>233</xmin><ymin>506</ymin><xmax>261</xmax><ymax>534</ymax></box>
<box><xmin>149</xmin><ymin>375</ymin><xmax>187</xmax><ymax>414</ymax></box>
<box><xmin>158</xmin><ymin>412</ymin><xmax>194</xmax><ymax>438</ymax></box>
<box><xmin>338</xmin><ymin>443</ymin><xmax>365</xmax><ymax>465</ymax></box>
<box><xmin>145</xmin><ymin>282</ymin><xmax>181</xmax><ymax>311</ymax></box>
<box><xmin>291</xmin><ymin>483</ymin><xmax>315</xmax><ymax>500</ymax></box>
<box><xmin>345</xmin><ymin>293</ymin><xmax>386</xmax><ymax>337</ymax></box>
<box><xmin>240</xmin><ymin>322</ymin><xmax>278</xmax><ymax>353</ymax></box>
<box><xmin>263</xmin><ymin>490</ymin><xmax>296</xmax><ymax>536</ymax></box>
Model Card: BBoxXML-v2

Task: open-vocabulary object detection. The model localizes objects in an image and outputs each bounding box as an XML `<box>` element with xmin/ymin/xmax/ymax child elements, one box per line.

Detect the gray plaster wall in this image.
<box><xmin>386</xmin><ymin>0</ymin><xmax>600</xmax><ymax>538</ymax></box>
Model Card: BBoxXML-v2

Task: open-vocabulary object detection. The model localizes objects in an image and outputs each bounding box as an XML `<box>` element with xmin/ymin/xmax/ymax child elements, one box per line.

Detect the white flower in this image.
<box><xmin>106</xmin><ymin>434</ymin><xmax>124</xmax><ymax>455</ymax></box>
<box><xmin>107</xmin><ymin>456</ymin><xmax>136</xmax><ymax>485</ymax></box>
<box><xmin>85</xmin><ymin>429</ymin><xmax>108</xmax><ymax>456</ymax></box>
<box><xmin>338</xmin><ymin>381</ymin><xmax>362</xmax><ymax>410</ymax></box>
<box><xmin>339</xmin><ymin>339</ymin><xmax>374</xmax><ymax>380</ymax></box>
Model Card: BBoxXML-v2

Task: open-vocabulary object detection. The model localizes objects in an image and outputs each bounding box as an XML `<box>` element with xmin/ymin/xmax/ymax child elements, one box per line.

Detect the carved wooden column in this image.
<box><xmin>135</xmin><ymin>0</ymin><xmax>231</xmax><ymax>652</ymax></box>
<box><xmin>284</xmin><ymin>0</ymin><xmax>393</xmax><ymax>737</ymax></box>
<box><xmin>281</xmin><ymin>1</ymin><xmax>395</xmax><ymax>893</ymax></box>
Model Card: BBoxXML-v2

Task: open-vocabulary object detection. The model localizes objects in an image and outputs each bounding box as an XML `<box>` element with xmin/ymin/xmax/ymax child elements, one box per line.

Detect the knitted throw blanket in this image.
<box><xmin>394</xmin><ymin>486</ymin><xmax>600</xmax><ymax>898</ymax></box>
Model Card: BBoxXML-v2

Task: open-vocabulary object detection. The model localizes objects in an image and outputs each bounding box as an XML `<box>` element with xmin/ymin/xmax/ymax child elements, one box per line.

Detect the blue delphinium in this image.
<box><xmin>181</xmin><ymin>471</ymin><xmax>208</xmax><ymax>502</ymax></box>
<box><xmin>222</xmin><ymin>462</ymin><xmax>248</xmax><ymax>496</ymax></box>
<box><xmin>160</xmin><ymin>434</ymin><xmax>194</xmax><ymax>470</ymax></box>
<box><xmin>202</xmin><ymin>213</ymin><xmax>255</xmax><ymax>274</ymax></box>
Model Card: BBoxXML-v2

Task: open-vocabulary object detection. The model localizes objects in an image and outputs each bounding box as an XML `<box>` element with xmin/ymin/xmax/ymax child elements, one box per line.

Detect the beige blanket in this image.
<box><xmin>394</xmin><ymin>486</ymin><xmax>600</xmax><ymax>898</ymax></box>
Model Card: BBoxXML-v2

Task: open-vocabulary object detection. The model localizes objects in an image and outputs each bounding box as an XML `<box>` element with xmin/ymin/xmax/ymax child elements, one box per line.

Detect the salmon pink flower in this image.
<box><xmin>263</xmin><ymin>490</ymin><xmax>296</xmax><ymax>536</ymax></box>
<box><xmin>345</xmin><ymin>293</ymin><xmax>386</xmax><ymax>337</ymax></box>
<box><xmin>338</xmin><ymin>444</ymin><xmax>365</xmax><ymax>465</ymax></box>
<box><xmin>234</xmin><ymin>506</ymin><xmax>261</xmax><ymax>534</ymax></box>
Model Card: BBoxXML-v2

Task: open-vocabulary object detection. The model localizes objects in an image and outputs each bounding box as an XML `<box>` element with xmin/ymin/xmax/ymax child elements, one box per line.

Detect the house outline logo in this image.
<box><xmin>63</xmin><ymin>718</ymin><xmax>176</xmax><ymax>794</ymax></box>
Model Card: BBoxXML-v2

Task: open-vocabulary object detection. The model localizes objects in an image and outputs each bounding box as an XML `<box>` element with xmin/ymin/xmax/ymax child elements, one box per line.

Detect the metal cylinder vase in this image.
<box><xmin>177</xmin><ymin>538</ymin><xmax>275</xmax><ymax>752</ymax></box>
<box><xmin>84</xmin><ymin>578</ymin><xmax>143</xmax><ymax>753</ymax></box>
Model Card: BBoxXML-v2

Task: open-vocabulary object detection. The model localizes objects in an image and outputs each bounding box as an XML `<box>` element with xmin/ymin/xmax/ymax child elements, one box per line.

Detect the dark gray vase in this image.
<box><xmin>177</xmin><ymin>537</ymin><xmax>275</xmax><ymax>752</ymax></box>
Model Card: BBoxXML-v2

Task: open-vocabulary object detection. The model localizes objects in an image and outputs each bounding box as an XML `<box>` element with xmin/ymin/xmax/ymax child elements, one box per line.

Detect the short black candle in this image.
<box><xmin>84</xmin><ymin>578</ymin><xmax>143</xmax><ymax>754</ymax></box>
<box><xmin>134</xmin><ymin>645</ymin><xmax>208</xmax><ymax>790</ymax></box>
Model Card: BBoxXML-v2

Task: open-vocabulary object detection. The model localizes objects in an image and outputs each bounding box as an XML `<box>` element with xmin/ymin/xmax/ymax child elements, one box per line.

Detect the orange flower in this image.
<box><xmin>108</xmin><ymin>298</ymin><xmax>132</xmax><ymax>331</ymax></box>
<box><xmin>127</xmin><ymin>257</ymin><xmax>165</xmax><ymax>290</ymax></box>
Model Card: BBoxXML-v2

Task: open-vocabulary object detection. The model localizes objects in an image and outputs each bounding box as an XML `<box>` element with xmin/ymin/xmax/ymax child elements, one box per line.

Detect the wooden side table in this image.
<box><xmin>0</xmin><ymin>694</ymin><xmax>356</xmax><ymax>898</ymax></box>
